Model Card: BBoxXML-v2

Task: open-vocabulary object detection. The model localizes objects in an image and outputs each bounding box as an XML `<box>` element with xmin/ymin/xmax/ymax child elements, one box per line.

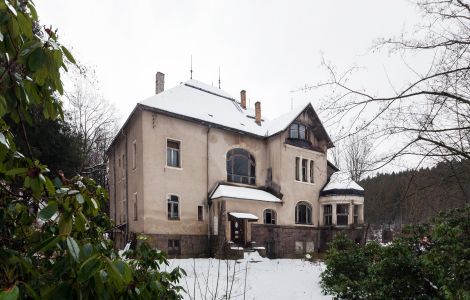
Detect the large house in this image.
<box><xmin>107</xmin><ymin>72</ymin><xmax>365</xmax><ymax>258</ymax></box>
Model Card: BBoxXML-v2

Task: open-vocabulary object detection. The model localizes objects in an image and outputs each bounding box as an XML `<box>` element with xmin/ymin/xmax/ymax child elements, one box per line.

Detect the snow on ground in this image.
<box><xmin>167</xmin><ymin>252</ymin><xmax>331</xmax><ymax>300</ymax></box>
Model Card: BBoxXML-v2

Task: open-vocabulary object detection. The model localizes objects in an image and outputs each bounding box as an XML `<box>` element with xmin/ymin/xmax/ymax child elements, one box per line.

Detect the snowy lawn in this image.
<box><xmin>167</xmin><ymin>252</ymin><xmax>331</xmax><ymax>300</ymax></box>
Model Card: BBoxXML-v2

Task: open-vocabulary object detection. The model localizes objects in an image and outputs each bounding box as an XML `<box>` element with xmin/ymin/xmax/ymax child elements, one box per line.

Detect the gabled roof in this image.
<box><xmin>210</xmin><ymin>184</ymin><xmax>282</xmax><ymax>203</ymax></box>
<box><xmin>321</xmin><ymin>172</ymin><xmax>364</xmax><ymax>197</ymax></box>
<box><xmin>138</xmin><ymin>79</ymin><xmax>332</xmax><ymax>145</ymax></box>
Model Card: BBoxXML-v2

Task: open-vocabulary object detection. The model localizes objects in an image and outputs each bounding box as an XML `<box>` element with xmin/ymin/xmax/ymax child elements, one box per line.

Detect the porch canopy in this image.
<box><xmin>229</xmin><ymin>212</ymin><xmax>258</xmax><ymax>222</ymax></box>
<box><xmin>210</xmin><ymin>184</ymin><xmax>282</xmax><ymax>203</ymax></box>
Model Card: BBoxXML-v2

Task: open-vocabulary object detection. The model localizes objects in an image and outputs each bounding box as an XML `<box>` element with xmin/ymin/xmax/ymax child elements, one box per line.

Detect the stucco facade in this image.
<box><xmin>107</xmin><ymin>76</ymin><xmax>365</xmax><ymax>258</ymax></box>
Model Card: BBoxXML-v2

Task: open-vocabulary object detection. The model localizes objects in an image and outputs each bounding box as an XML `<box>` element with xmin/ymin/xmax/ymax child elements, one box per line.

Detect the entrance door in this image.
<box><xmin>230</xmin><ymin>219</ymin><xmax>245</xmax><ymax>246</ymax></box>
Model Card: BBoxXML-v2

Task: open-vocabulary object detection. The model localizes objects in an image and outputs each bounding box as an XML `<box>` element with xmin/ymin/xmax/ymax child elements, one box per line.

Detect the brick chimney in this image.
<box><xmin>240</xmin><ymin>90</ymin><xmax>246</xmax><ymax>109</ymax></box>
<box><xmin>155</xmin><ymin>72</ymin><xmax>165</xmax><ymax>94</ymax></box>
<box><xmin>255</xmin><ymin>101</ymin><xmax>261</xmax><ymax>125</ymax></box>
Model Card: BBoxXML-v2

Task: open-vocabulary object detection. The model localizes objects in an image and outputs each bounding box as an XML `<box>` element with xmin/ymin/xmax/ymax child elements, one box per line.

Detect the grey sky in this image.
<box><xmin>35</xmin><ymin>0</ymin><xmax>420</xmax><ymax>125</ymax></box>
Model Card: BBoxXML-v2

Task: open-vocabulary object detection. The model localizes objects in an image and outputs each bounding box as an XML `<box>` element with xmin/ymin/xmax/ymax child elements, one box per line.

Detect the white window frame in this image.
<box><xmin>166</xmin><ymin>138</ymin><xmax>182</xmax><ymax>169</ymax></box>
<box><xmin>167</xmin><ymin>194</ymin><xmax>180</xmax><ymax>220</ymax></box>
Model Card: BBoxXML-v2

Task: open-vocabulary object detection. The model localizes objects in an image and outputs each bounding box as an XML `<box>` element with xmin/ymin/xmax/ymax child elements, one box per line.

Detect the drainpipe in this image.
<box><xmin>206</xmin><ymin>125</ymin><xmax>211</xmax><ymax>256</ymax></box>
<box><xmin>120</xmin><ymin>129</ymin><xmax>129</xmax><ymax>244</ymax></box>
<box><xmin>113</xmin><ymin>146</ymin><xmax>117</xmax><ymax>241</ymax></box>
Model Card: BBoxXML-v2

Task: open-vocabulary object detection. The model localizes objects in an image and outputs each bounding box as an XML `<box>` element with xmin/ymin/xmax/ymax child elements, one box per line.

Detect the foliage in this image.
<box><xmin>0</xmin><ymin>1</ymin><xmax>185</xmax><ymax>299</ymax></box>
<box><xmin>361</xmin><ymin>159</ymin><xmax>470</xmax><ymax>225</ymax></box>
<box><xmin>321</xmin><ymin>205</ymin><xmax>470</xmax><ymax>299</ymax></box>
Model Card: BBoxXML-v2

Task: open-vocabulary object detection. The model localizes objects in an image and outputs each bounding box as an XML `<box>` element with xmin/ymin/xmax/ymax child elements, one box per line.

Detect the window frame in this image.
<box><xmin>226</xmin><ymin>148</ymin><xmax>256</xmax><ymax>185</ymax></box>
<box><xmin>133</xmin><ymin>192</ymin><xmax>138</xmax><ymax>221</ymax></box>
<box><xmin>301</xmin><ymin>159</ymin><xmax>308</xmax><ymax>182</ymax></box>
<box><xmin>354</xmin><ymin>205</ymin><xmax>359</xmax><ymax>225</ymax></box>
<box><xmin>323</xmin><ymin>204</ymin><xmax>332</xmax><ymax>226</ymax></box>
<box><xmin>295</xmin><ymin>201</ymin><xmax>312</xmax><ymax>225</ymax></box>
<box><xmin>132</xmin><ymin>140</ymin><xmax>137</xmax><ymax>170</ymax></box>
<box><xmin>337</xmin><ymin>204</ymin><xmax>349</xmax><ymax>226</ymax></box>
<box><xmin>167</xmin><ymin>194</ymin><xmax>180</xmax><ymax>220</ymax></box>
<box><xmin>295</xmin><ymin>157</ymin><xmax>300</xmax><ymax>181</ymax></box>
<box><xmin>263</xmin><ymin>209</ymin><xmax>277</xmax><ymax>225</ymax></box>
<box><xmin>168</xmin><ymin>239</ymin><xmax>181</xmax><ymax>255</ymax></box>
<box><xmin>289</xmin><ymin>123</ymin><xmax>309</xmax><ymax>141</ymax></box>
<box><xmin>166</xmin><ymin>138</ymin><xmax>181</xmax><ymax>168</ymax></box>
<box><xmin>197</xmin><ymin>205</ymin><xmax>204</xmax><ymax>221</ymax></box>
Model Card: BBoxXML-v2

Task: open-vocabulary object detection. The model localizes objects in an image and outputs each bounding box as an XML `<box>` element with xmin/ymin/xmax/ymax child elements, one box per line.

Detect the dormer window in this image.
<box><xmin>289</xmin><ymin>123</ymin><xmax>309</xmax><ymax>141</ymax></box>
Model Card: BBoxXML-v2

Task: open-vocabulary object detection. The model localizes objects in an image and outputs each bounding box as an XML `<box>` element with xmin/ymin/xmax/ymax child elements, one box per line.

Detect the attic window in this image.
<box><xmin>289</xmin><ymin>123</ymin><xmax>309</xmax><ymax>141</ymax></box>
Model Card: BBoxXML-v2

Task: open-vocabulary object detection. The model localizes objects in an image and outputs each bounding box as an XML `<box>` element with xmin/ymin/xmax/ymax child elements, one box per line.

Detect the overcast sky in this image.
<box><xmin>35</xmin><ymin>0</ymin><xmax>420</xmax><ymax>119</ymax></box>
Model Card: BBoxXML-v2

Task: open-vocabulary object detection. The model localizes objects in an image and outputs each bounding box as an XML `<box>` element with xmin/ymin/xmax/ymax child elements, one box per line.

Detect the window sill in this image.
<box><xmin>294</xmin><ymin>180</ymin><xmax>315</xmax><ymax>186</ymax></box>
<box><xmin>165</xmin><ymin>165</ymin><xmax>183</xmax><ymax>171</ymax></box>
<box><xmin>168</xmin><ymin>218</ymin><xmax>180</xmax><ymax>221</ymax></box>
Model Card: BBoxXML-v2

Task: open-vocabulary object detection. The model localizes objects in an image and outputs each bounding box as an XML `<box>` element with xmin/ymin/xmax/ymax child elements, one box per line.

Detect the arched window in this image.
<box><xmin>226</xmin><ymin>148</ymin><xmax>256</xmax><ymax>185</ymax></box>
<box><xmin>263</xmin><ymin>209</ymin><xmax>277</xmax><ymax>225</ymax></box>
<box><xmin>295</xmin><ymin>202</ymin><xmax>312</xmax><ymax>224</ymax></box>
<box><xmin>167</xmin><ymin>195</ymin><xmax>179</xmax><ymax>220</ymax></box>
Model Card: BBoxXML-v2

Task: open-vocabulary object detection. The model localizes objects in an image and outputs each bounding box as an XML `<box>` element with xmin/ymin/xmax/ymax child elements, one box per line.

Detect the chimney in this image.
<box><xmin>155</xmin><ymin>72</ymin><xmax>165</xmax><ymax>94</ymax></box>
<box><xmin>240</xmin><ymin>90</ymin><xmax>246</xmax><ymax>109</ymax></box>
<box><xmin>255</xmin><ymin>101</ymin><xmax>261</xmax><ymax>125</ymax></box>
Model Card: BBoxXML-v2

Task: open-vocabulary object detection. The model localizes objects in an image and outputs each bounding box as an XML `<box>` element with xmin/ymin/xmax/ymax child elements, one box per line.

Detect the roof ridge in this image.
<box><xmin>184</xmin><ymin>82</ymin><xmax>236</xmax><ymax>101</ymax></box>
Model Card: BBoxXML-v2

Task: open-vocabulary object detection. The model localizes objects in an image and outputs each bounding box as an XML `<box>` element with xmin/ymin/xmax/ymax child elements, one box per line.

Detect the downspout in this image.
<box><xmin>113</xmin><ymin>146</ymin><xmax>117</xmax><ymax>240</ymax></box>
<box><xmin>120</xmin><ymin>129</ymin><xmax>129</xmax><ymax>243</ymax></box>
<box><xmin>206</xmin><ymin>125</ymin><xmax>211</xmax><ymax>256</ymax></box>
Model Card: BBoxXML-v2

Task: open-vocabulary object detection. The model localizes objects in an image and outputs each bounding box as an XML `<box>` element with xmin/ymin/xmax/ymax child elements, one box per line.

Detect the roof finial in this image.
<box><xmin>190</xmin><ymin>55</ymin><xmax>193</xmax><ymax>79</ymax></box>
<box><xmin>218</xmin><ymin>66</ymin><xmax>221</xmax><ymax>89</ymax></box>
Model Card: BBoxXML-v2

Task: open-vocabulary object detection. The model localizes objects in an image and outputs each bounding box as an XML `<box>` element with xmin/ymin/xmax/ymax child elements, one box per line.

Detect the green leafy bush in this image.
<box><xmin>0</xmin><ymin>1</ymin><xmax>185</xmax><ymax>299</ymax></box>
<box><xmin>321</xmin><ymin>205</ymin><xmax>470</xmax><ymax>299</ymax></box>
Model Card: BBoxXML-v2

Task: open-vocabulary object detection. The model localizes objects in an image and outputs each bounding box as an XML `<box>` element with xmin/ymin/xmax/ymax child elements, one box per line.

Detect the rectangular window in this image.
<box><xmin>167</xmin><ymin>195</ymin><xmax>179</xmax><ymax>220</ymax></box>
<box><xmin>132</xmin><ymin>141</ymin><xmax>137</xmax><ymax>169</ymax></box>
<box><xmin>324</xmin><ymin>204</ymin><xmax>332</xmax><ymax>225</ymax></box>
<box><xmin>198</xmin><ymin>205</ymin><xmax>203</xmax><ymax>221</ymax></box>
<box><xmin>299</xmin><ymin>124</ymin><xmax>306</xmax><ymax>140</ymax></box>
<box><xmin>166</xmin><ymin>140</ymin><xmax>180</xmax><ymax>168</ymax></box>
<box><xmin>302</xmin><ymin>159</ymin><xmax>308</xmax><ymax>182</ymax></box>
<box><xmin>309</xmin><ymin>160</ymin><xmax>314</xmax><ymax>183</ymax></box>
<box><xmin>289</xmin><ymin>124</ymin><xmax>299</xmax><ymax>139</ymax></box>
<box><xmin>121</xmin><ymin>198</ymin><xmax>127</xmax><ymax>223</ymax></box>
<box><xmin>337</xmin><ymin>204</ymin><xmax>349</xmax><ymax>226</ymax></box>
<box><xmin>295</xmin><ymin>157</ymin><xmax>300</xmax><ymax>181</ymax></box>
<box><xmin>354</xmin><ymin>205</ymin><xmax>359</xmax><ymax>225</ymax></box>
<box><xmin>168</xmin><ymin>239</ymin><xmax>181</xmax><ymax>255</ymax></box>
<box><xmin>133</xmin><ymin>193</ymin><xmax>138</xmax><ymax>221</ymax></box>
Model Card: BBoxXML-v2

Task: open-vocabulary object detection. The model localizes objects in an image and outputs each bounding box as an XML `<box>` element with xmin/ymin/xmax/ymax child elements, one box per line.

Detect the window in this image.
<box><xmin>133</xmin><ymin>193</ymin><xmax>138</xmax><ymax>221</ymax></box>
<box><xmin>295</xmin><ymin>202</ymin><xmax>312</xmax><ymax>224</ymax></box>
<box><xmin>132</xmin><ymin>141</ymin><xmax>137</xmax><ymax>169</ymax></box>
<box><xmin>167</xmin><ymin>195</ymin><xmax>179</xmax><ymax>220</ymax></box>
<box><xmin>309</xmin><ymin>161</ymin><xmax>314</xmax><ymax>183</ymax></box>
<box><xmin>337</xmin><ymin>204</ymin><xmax>349</xmax><ymax>226</ymax></box>
<box><xmin>198</xmin><ymin>205</ymin><xmax>203</xmax><ymax>221</ymax></box>
<box><xmin>289</xmin><ymin>123</ymin><xmax>309</xmax><ymax>141</ymax></box>
<box><xmin>302</xmin><ymin>159</ymin><xmax>308</xmax><ymax>182</ymax></box>
<box><xmin>295</xmin><ymin>157</ymin><xmax>300</xmax><ymax>181</ymax></box>
<box><xmin>121</xmin><ymin>196</ymin><xmax>127</xmax><ymax>223</ymax></box>
<box><xmin>324</xmin><ymin>204</ymin><xmax>332</xmax><ymax>225</ymax></box>
<box><xmin>168</xmin><ymin>239</ymin><xmax>180</xmax><ymax>255</ymax></box>
<box><xmin>263</xmin><ymin>209</ymin><xmax>276</xmax><ymax>225</ymax></box>
<box><xmin>167</xmin><ymin>140</ymin><xmax>181</xmax><ymax>168</ymax></box>
<box><xmin>354</xmin><ymin>205</ymin><xmax>359</xmax><ymax>225</ymax></box>
<box><xmin>226</xmin><ymin>148</ymin><xmax>256</xmax><ymax>185</ymax></box>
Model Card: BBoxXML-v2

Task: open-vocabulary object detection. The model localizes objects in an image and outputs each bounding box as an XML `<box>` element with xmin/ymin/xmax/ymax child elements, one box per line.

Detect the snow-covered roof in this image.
<box><xmin>210</xmin><ymin>184</ymin><xmax>282</xmax><ymax>203</ymax></box>
<box><xmin>139</xmin><ymin>79</ymin><xmax>328</xmax><ymax>140</ymax></box>
<box><xmin>321</xmin><ymin>172</ymin><xmax>364</xmax><ymax>196</ymax></box>
<box><xmin>229</xmin><ymin>212</ymin><xmax>259</xmax><ymax>220</ymax></box>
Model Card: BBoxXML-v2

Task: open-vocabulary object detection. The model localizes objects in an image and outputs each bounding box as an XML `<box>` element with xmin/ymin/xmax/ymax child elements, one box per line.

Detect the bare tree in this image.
<box><xmin>304</xmin><ymin>0</ymin><xmax>470</xmax><ymax>172</ymax></box>
<box><xmin>64</xmin><ymin>65</ymin><xmax>118</xmax><ymax>184</ymax></box>
<box><xmin>344</xmin><ymin>133</ymin><xmax>374</xmax><ymax>182</ymax></box>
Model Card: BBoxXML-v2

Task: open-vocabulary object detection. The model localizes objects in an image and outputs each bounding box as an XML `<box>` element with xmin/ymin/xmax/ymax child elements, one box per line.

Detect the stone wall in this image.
<box><xmin>251</xmin><ymin>224</ymin><xmax>320</xmax><ymax>258</ymax></box>
<box><xmin>145</xmin><ymin>234</ymin><xmax>209</xmax><ymax>258</ymax></box>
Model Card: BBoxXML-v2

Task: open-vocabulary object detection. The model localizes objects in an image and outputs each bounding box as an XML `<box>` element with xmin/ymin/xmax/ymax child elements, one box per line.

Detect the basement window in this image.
<box><xmin>168</xmin><ymin>239</ymin><xmax>181</xmax><ymax>255</ymax></box>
